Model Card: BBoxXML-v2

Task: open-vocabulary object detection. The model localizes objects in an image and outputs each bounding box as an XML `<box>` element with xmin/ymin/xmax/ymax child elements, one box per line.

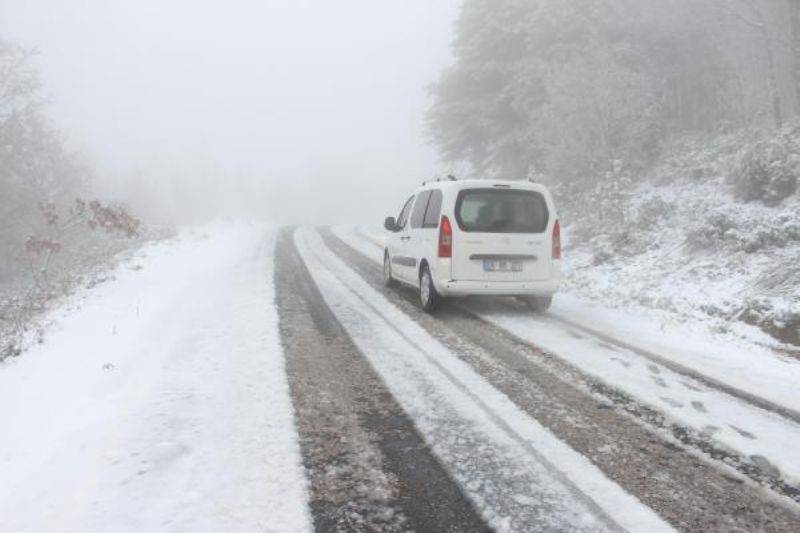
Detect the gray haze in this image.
<box><xmin>0</xmin><ymin>0</ymin><xmax>459</xmax><ymax>225</ymax></box>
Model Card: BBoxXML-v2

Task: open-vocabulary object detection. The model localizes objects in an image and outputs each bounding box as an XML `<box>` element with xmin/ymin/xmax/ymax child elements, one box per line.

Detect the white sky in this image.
<box><xmin>0</xmin><ymin>0</ymin><xmax>460</xmax><ymax>225</ymax></box>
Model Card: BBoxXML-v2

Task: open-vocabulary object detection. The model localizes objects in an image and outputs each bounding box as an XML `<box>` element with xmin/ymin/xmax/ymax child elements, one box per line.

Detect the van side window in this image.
<box><xmin>410</xmin><ymin>191</ymin><xmax>431</xmax><ymax>229</ymax></box>
<box><xmin>396</xmin><ymin>196</ymin><xmax>414</xmax><ymax>229</ymax></box>
<box><xmin>422</xmin><ymin>190</ymin><xmax>443</xmax><ymax>228</ymax></box>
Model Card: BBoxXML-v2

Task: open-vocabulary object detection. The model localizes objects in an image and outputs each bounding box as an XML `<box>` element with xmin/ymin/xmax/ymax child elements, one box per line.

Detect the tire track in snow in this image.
<box><xmin>295</xmin><ymin>228</ymin><xmax>673</xmax><ymax>533</ymax></box>
<box><xmin>324</xmin><ymin>227</ymin><xmax>800</xmax><ymax>531</ymax></box>
<box><xmin>463</xmin><ymin>302</ymin><xmax>800</xmax><ymax>496</ymax></box>
<box><xmin>275</xmin><ymin>229</ymin><xmax>489</xmax><ymax>532</ymax></box>
<box><xmin>547</xmin><ymin>314</ymin><xmax>800</xmax><ymax>425</ymax></box>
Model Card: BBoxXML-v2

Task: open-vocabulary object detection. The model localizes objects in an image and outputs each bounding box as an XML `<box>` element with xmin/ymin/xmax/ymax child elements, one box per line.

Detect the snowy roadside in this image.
<box><xmin>468</xmin><ymin>299</ymin><xmax>800</xmax><ymax>488</ymax></box>
<box><xmin>0</xmin><ymin>221</ymin><xmax>311</xmax><ymax>532</ymax></box>
<box><xmin>562</xmin><ymin>149</ymin><xmax>800</xmax><ymax>353</ymax></box>
<box><xmin>547</xmin><ymin>294</ymin><xmax>800</xmax><ymax>415</ymax></box>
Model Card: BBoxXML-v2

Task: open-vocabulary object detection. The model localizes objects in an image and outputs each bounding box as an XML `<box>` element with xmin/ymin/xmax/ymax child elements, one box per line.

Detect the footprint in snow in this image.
<box><xmin>139</xmin><ymin>442</ymin><xmax>192</xmax><ymax>473</ymax></box>
<box><xmin>691</xmin><ymin>401</ymin><xmax>707</xmax><ymax>413</ymax></box>
<box><xmin>750</xmin><ymin>455</ymin><xmax>780</xmax><ymax>480</ymax></box>
<box><xmin>647</xmin><ymin>364</ymin><xmax>661</xmax><ymax>375</ymax></box>
<box><xmin>597</xmin><ymin>342</ymin><xmax>620</xmax><ymax>353</ymax></box>
<box><xmin>729</xmin><ymin>425</ymin><xmax>757</xmax><ymax>440</ymax></box>
<box><xmin>653</xmin><ymin>376</ymin><xmax>669</xmax><ymax>388</ymax></box>
<box><xmin>610</xmin><ymin>357</ymin><xmax>631</xmax><ymax>368</ymax></box>
<box><xmin>680</xmin><ymin>381</ymin><xmax>704</xmax><ymax>392</ymax></box>
<box><xmin>660</xmin><ymin>397</ymin><xmax>683</xmax><ymax>408</ymax></box>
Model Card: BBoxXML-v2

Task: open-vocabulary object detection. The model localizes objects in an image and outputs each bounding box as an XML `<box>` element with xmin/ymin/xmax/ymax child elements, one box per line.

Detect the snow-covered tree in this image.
<box><xmin>0</xmin><ymin>40</ymin><xmax>85</xmax><ymax>280</ymax></box>
<box><xmin>428</xmin><ymin>0</ymin><xmax>790</xmax><ymax>227</ymax></box>
<box><xmin>430</xmin><ymin>1</ymin><xmax>727</xmax><ymax>176</ymax></box>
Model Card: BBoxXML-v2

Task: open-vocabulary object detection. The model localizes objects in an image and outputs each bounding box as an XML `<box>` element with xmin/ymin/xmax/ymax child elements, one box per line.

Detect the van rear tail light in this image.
<box><xmin>438</xmin><ymin>215</ymin><xmax>453</xmax><ymax>258</ymax></box>
<box><xmin>552</xmin><ymin>219</ymin><xmax>562</xmax><ymax>260</ymax></box>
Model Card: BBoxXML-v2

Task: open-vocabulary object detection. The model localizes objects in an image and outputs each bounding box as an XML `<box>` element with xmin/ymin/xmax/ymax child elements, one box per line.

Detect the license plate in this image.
<box><xmin>483</xmin><ymin>259</ymin><xmax>523</xmax><ymax>272</ymax></box>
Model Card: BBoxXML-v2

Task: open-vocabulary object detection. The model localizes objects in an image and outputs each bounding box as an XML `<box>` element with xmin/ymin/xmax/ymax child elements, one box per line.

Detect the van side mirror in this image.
<box><xmin>384</xmin><ymin>216</ymin><xmax>397</xmax><ymax>232</ymax></box>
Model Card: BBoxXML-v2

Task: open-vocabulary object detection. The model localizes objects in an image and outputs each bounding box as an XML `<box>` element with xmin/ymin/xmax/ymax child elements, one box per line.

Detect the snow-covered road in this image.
<box><xmin>2</xmin><ymin>222</ymin><xmax>799</xmax><ymax>532</ymax></box>
<box><xmin>295</xmin><ymin>228</ymin><xmax>671</xmax><ymax>532</ymax></box>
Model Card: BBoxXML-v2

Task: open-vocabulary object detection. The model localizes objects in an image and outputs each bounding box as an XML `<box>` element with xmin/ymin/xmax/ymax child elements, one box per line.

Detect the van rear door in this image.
<box><xmin>451</xmin><ymin>187</ymin><xmax>551</xmax><ymax>282</ymax></box>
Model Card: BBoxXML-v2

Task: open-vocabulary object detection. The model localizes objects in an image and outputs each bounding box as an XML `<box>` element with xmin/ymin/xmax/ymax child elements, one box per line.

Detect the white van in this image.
<box><xmin>383</xmin><ymin>179</ymin><xmax>561</xmax><ymax>312</ymax></box>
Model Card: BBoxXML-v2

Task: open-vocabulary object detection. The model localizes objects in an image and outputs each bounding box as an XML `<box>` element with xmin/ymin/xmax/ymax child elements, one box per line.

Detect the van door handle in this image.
<box><xmin>400</xmin><ymin>236</ymin><xmax>411</xmax><ymax>241</ymax></box>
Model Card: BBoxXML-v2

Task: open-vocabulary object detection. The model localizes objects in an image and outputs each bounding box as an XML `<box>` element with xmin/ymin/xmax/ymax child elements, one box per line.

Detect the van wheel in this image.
<box><xmin>523</xmin><ymin>295</ymin><xmax>552</xmax><ymax>313</ymax></box>
<box><xmin>383</xmin><ymin>252</ymin><xmax>396</xmax><ymax>287</ymax></box>
<box><xmin>419</xmin><ymin>265</ymin><xmax>441</xmax><ymax>313</ymax></box>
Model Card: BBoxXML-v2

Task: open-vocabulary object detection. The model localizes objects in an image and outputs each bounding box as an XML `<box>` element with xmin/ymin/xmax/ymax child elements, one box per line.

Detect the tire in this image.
<box><xmin>419</xmin><ymin>264</ymin><xmax>442</xmax><ymax>313</ymax></box>
<box><xmin>383</xmin><ymin>252</ymin><xmax>396</xmax><ymax>287</ymax></box>
<box><xmin>522</xmin><ymin>295</ymin><xmax>553</xmax><ymax>313</ymax></box>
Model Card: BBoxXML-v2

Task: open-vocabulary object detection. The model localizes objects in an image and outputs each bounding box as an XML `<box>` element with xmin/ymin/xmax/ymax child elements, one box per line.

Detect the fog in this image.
<box><xmin>0</xmin><ymin>0</ymin><xmax>458</xmax><ymax>225</ymax></box>
<box><xmin>3</xmin><ymin>3</ymin><xmax>800</xmax><ymax>525</ymax></box>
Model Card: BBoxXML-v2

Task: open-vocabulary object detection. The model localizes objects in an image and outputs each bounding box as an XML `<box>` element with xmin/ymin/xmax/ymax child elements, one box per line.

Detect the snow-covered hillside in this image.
<box><xmin>564</xmin><ymin>126</ymin><xmax>800</xmax><ymax>351</ymax></box>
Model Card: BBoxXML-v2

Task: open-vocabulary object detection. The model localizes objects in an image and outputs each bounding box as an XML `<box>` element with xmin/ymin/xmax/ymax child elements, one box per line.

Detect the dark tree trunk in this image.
<box><xmin>732</xmin><ymin>0</ymin><xmax>784</xmax><ymax>128</ymax></box>
<box><xmin>792</xmin><ymin>0</ymin><xmax>800</xmax><ymax>115</ymax></box>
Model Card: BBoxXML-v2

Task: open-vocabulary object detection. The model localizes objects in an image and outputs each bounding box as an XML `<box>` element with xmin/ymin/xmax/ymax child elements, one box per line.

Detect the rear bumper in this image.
<box><xmin>436</xmin><ymin>278</ymin><xmax>560</xmax><ymax>297</ymax></box>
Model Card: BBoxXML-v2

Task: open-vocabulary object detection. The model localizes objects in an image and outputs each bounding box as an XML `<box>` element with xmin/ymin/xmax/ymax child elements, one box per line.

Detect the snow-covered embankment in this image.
<box><xmin>0</xmin><ymin>222</ymin><xmax>311</xmax><ymax>532</ymax></box>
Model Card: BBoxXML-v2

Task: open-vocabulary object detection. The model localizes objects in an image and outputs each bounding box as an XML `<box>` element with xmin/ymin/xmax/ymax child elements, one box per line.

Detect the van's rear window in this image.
<box><xmin>455</xmin><ymin>189</ymin><xmax>549</xmax><ymax>233</ymax></box>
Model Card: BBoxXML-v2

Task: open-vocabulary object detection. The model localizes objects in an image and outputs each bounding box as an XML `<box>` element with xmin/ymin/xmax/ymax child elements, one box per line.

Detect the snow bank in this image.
<box><xmin>0</xmin><ymin>222</ymin><xmax>311</xmax><ymax>532</ymax></box>
<box><xmin>564</xmin><ymin>127</ymin><xmax>800</xmax><ymax>350</ymax></box>
<box><xmin>550</xmin><ymin>293</ymin><xmax>800</xmax><ymax>416</ymax></box>
<box><xmin>469</xmin><ymin>299</ymin><xmax>800</xmax><ymax>487</ymax></box>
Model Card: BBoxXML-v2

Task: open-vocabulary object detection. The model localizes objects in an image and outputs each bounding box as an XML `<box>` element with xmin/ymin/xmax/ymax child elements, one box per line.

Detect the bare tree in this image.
<box><xmin>719</xmin><ymin>0</ymin><xmax>784</xmax><ymax>127</ymax></box>
<box><xmin>792</xmin><ymin>0</ymin><xmax>800</xmax><ymax>114</ymax></box>
<box><xmin>0</xmin><ymin>40</ymin><xmax>84</xmax><ymax>281</ymax></box>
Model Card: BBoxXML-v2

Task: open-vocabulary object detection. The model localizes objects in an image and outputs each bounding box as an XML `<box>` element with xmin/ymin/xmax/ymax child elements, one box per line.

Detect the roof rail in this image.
<box><xmin>423</xmin><ymin>174</ymin><xmax>457</xmax><ymax>185</ymax></box>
